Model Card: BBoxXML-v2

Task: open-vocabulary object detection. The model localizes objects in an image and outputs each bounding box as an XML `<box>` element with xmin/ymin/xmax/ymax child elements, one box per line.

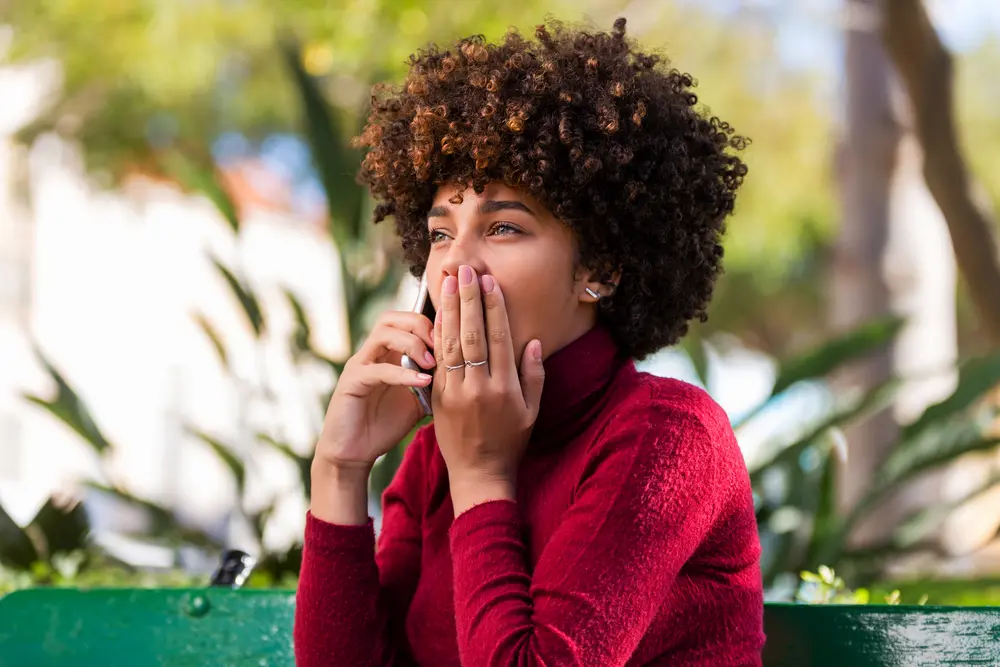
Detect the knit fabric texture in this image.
<box><xmin>294</xmin><ymin>325</ymin><xmax>765</xmax><ymax>666</ymax></box>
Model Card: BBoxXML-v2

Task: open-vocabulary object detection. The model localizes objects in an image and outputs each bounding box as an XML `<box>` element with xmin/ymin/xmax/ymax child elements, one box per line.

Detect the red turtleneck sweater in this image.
<box><xmin>294</xmin><ymin>326</ymin><xmax>764</xmax><ymax>666</ymax></box>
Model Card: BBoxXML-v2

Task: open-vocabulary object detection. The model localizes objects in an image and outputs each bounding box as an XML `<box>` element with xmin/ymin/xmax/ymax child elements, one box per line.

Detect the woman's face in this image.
<box><xmin>424</xmin><ymin>181</ymin><xmax>598</xmax><ymax>362</ymax></box>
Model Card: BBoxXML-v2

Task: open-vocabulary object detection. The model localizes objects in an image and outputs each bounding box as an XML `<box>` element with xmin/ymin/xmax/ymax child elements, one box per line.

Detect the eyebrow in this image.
<box><xmin>426</xmin><ymin>200</ymin><xmax>535</xmax><ymax>218</ymax></box>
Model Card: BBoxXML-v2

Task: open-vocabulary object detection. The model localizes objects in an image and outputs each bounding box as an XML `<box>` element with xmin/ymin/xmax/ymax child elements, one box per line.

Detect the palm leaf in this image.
<box><xmin>209</xmin><ymin>254</ymin><xmax>265</xmax><ymax>337</ymax></box>
<box><xmin>284</xmin><ymin>288</ymin><xmax>312</xmax><ymax>360</ymax></box>
<box><xmin>22</xmin><ymin>347</ymin><xmax>114</xmax><ymax>455</ymax></box>
<box><xmin>160</xmin><ymin>150</ymin><xmax>240</xmax><ymax>234</ymax></box>
<box><xmin>257</xmin><ymin>433</ymin><xmax>312</xmax><ymax>498</ymax></box>
<box><xmin>892</xmin><ymin>472</ymin><xmax>1000</xmax><ymax>549</ymax></box>
<box><xmin>28</xmin><ymin>496</ymin><xmax>90</xmax><ymax>558</ymax></box>
<box><xmin>770</xmin><ymin>315</ymin><xmax>904</xmax><ymax>397</ymax></box>
<box><xmin>186</xmin><ymin>427</ymin><xmax>246</xmax><ymax>498</ymax></box>
<box><xmin>278</xmin><ymin>290</ymin><xmax>339</xmax><ymax>368</ymax></box>
<box><xmin>83</xmin><ymin>482</ymin><xmax>222</xmax><ymax>549</ymax></box>
<box><xmin>901</xmin><ymin>352</ymin><xmax>1000</xmax><ymax>442</ymax></box>
<box><xmin>680</xmin><ymin>332</ymin><xmax>710</xmax><ymax>387</ymax></box>
<box><xmin>749</xmin><ymin>378</ymin><xmax>899</xmax><ymax>484</ymax></box>
<box><xmin>879</xmin><ymin>428</ymin><xmax>1000</xmax><ymax>502</ymax></box>
<box><xmin>852</xmin><ymin>425</ymin><xmax>1000</xmax><ymax>528</ymax></box>
<box><xmin>249</xmin><ymin>504</ymin><xmax>276</xmax><ymax>544</ymax></box>
<box><xmin>803</xmin><ymin>448</ymin><xmax>839</xmax><ymax>569</ymax></box>
<box><xmin>192</xmin><ymin>312</ymin><xmax>229</xmax><ymax>369</ymax></box>
<box><xmin>279</xmin><ymin>36</ymin><xmax>364</xmax><ymax>246</ymax></box>
<box><xmin>0</xmin><ymin>502</ymin><xmax>38</xmax><ymax>569</ymax></box>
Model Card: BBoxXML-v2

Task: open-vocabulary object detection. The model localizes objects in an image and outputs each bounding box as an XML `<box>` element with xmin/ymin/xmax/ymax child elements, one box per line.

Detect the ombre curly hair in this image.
<box><xmin>352</xmin><ymin>17</ymin><xmax>748</xmax><ymax>360</ymax></box>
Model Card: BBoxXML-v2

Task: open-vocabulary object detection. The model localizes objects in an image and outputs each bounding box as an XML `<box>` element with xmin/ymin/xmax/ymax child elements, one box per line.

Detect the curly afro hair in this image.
<box><xmin>353</xmin><ymin>17</ymin><xmax>748</xmax><ymax>360</ymax></box>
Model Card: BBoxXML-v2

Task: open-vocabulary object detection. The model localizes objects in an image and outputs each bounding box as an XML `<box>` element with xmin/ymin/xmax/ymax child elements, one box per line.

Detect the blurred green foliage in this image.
<box><xmin>5</xmin><ymin>2</ymin><xmax>998</xmax><ymax>355</ymax></box>
<box><xmin>3</xmin><ymin>1</ymin><xmax>1000</xmax><ymax>598</ymax></box>
<box><xmin>695</xmin><ymin>315</ymin><xmax>1000</xmax><ymax>588</ymax></box>
<box><xmin>5</xmin><ymin>2</ymin><xmax>999</xmax><ymax>355</ymax></box>
<box><xmin>797</xmin><ymin>565</ymin><xmax>927</xmax><ymax>606</ymax></box>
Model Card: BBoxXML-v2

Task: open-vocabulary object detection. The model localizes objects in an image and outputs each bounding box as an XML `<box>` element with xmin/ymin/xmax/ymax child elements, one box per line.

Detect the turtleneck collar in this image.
<box><xmin>530</xmin><ymin>325</ymin><xmax>629</xmax><ymax>447</ymax></box>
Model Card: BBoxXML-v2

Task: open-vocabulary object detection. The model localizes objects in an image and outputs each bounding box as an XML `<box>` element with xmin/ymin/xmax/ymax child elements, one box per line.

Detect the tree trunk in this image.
<box><xmin>866</xmin><ymin>130</ymin><xmax>959</xmax><ymax>554</ymax></box>
<box><xmin>882</xmin><ymin>0</ymin><xmax>1000</xmax><ymax>344</ymax></box>
<box><xmin>880</xmin><ymin>0</ymin><xmax>1000</xmax><ymax>566</ymax></box>
<box><xmin>831</xmin><ymin>0</ymin><xmax>901</xmax><ymax>543</ymax></box>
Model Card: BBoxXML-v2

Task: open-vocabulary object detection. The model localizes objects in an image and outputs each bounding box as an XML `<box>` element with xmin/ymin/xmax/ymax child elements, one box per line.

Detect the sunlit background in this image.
<box><xmin>1</xmin><ymin>0</ymin><xmax>999</xmax><ymax>603</ymax></box>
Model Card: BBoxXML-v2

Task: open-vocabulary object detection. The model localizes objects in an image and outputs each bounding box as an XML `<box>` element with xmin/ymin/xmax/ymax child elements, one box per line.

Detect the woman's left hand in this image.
<box><xmin>432</xmin><ymin>264</ymin><xmax>545</xmax><ymax>516</ymax></box>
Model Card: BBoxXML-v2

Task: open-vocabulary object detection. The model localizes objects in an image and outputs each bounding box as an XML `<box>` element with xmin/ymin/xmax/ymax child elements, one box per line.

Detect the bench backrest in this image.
<box><xmin>1</xmin><ymin>589</ymin><xmax>998</xmax><ymax>666</ymax></box>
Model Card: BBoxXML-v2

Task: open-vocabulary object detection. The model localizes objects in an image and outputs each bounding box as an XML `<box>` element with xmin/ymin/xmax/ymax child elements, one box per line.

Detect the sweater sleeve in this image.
<box><xmin>449</xmin><ymin>402</ymin><xmax>732</xmax><ymax>667</ymax></box>
<box><xmin>294</xmin><ymin>429</ymin><xmax>430</xmax><ymax>667</ymax></box>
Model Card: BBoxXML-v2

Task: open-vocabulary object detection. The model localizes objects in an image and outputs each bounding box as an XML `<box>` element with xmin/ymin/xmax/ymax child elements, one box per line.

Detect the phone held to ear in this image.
<box><xmin>400</xmin><ymin>274</ymin><xmax>436</xmax><ymax>417</ymax></box>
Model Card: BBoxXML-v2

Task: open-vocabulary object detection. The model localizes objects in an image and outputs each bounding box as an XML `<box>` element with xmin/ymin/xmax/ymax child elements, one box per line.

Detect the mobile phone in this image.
<box><xmin>400</xmin><ymin>274</ymin><xmax>436</xmax><ymax>417</ymax></box>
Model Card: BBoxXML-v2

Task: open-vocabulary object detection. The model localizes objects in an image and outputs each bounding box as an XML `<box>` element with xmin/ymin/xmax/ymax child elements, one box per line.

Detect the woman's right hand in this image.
<box><xmin>315</xmin><ymin>311</ymin><xmax>436</xmax><ymax>475</ymax></box>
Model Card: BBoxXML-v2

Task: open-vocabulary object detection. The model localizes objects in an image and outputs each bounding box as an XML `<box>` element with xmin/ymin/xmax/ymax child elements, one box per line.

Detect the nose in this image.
<box><xmin>439</xmin><ymin>237</ymin><xmax>488</xmax><ymax>283</ymax></box>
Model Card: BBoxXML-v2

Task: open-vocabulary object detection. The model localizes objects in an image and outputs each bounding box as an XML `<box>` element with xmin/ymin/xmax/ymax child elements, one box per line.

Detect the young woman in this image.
<box><xmin>295</xmin><ymin>17</ymin><xmax>764</xmax><ymax>667</ymax></box>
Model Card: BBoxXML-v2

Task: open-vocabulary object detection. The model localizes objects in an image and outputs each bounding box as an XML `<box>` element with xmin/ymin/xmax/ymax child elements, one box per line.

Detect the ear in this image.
<box><xmin>576</xmin><ymin>267</ymin><xmax>622</xmax><ymax>304</ymax></box>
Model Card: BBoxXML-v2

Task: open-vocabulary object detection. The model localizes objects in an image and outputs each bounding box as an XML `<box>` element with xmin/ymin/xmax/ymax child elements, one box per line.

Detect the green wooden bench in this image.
<box><xmin>1</xmin><ymin>588</ymin><xmax>999</xmax><ymax>666</ymax></box>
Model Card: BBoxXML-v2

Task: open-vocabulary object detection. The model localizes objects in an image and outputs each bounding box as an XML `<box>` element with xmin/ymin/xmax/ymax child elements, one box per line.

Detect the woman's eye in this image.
<box><xmin>429</xmin><ymin>230</ymin><xmax>449</xmax><ymax>244</ymax></box>
<box><xmin>489</xmin><ymin>222</ymin><xmax>521</xmax><ymax>237</ymax></box>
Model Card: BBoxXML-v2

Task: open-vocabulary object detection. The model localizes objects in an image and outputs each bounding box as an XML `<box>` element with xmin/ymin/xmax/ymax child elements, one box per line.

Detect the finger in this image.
<box><xmin>441</xmin><ymin>274</ymin><xmax>465</xmax><ymax>378</ymax></box>
<box><xmin>374</xmin><ymin>310</ymin><xmax>435</xmax><ymax>351</ymax></box>
<box><xmin>358</xmin><ymin>326</ymin><xmax>435</xmax><ymax>369</ymax></box>
<box><xmin>433</xmin><ymin>307</ymin><xmax>447</xmax><ymax>392</ymax></box>
<box><xmin>340</xmin><ymin>363</ymin><xmax>432</xmax><ymax>397</ymax></box>
<box><xmin>458</xmin><ymin>265</ymin><xmax>489</xmax><ymax>380</ymax></box>
<box><xmin>519</xmin><ymin>339</ymin><xmax>545</xmax><ymax>418</ymax></box>
<box><xmin>481</xmin><ymin>275</ymin><xmax>515</xmax><ymax>385</ymax></box>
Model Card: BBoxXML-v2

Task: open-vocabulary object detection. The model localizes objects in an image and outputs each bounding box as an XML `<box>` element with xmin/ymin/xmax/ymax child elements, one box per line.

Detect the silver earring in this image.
<box><xmin>585</xmin><ymin>287</ymin><xmax>601</xmax><ymax>299</ymax></box>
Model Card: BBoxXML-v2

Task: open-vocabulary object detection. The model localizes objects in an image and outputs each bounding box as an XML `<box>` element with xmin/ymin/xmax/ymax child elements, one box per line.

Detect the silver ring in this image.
<box><xmin>465</xmin><ymin>359</ymin><xmax>488</xmax><ymax>368</ymax></box>
<box><xmin>444</xmin><ymin>363</ymin><xmax>466</xmax><ymax>372</ymax></box>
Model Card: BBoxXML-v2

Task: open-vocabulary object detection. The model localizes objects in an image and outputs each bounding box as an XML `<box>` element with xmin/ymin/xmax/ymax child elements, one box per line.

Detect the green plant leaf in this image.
<box><xmin>28</xmin><ymin>497</ymin><xmax>90</xmax><ymax>558</ymax></box>
<box><xmin>249</xmin><ymin>503</ymin><xmax>276</xmax><ymax>544</ymax></box>
<box><xmin>802</xmin><ymin>442</ymin><xmax>839</xmax><ymax>569</ymax></box>
<box><xmin>680</xmin><ymin>333</ymin><xmax>710</xmax><ymax>388</ymax></box>
<box><xmin>83</xmin><ymin>482</ymin><xmax>221</xmax><ymax>549</ymax></box>
<box><xmin>284</xmin><ymin>288</ymin><xmax>312</xmax><ymax>360</ymax></box>
<box><xmin>209</xmin><ymin>255</ymin><xmax>265</xmax><ymax>337</ymax></box>
<box><xmin>769</xmin><ymin>316</ymin><xmax>904</xmax><ymax>397</ymax></box>
<box><xmin>279</xmin><ymin>37</ymin><xmax>364</xmax><ymax>246</ymax></box>
<box><xmin>159</xmin><ymin>150</ymin><xmax>240</xmax><ymax>234</ymax></box>
<box><xmin>901</xmin><ymin>352</ymin><xmax>1000</xmax><ymax>442</ymax></box>
<box><xmin>881</xmin><ymin>428</ymin><xmax>999</xmax><ymax>494</ymax></box>
<box><xmin>23</xmin><ymin>347</ymin><xmax>115</xmax><ymax>455</ymax></box>
<box><xmin>749</xmin><ymin>378</ymin><xmax>900</xmax><ymax>483</ymax></box>
<box><xmin>852</xmin><ymin>426</ymin><xmax>1000</xmax><ymax>527</ymax></box>
<box><xmin>891</xmin><ymin>472</ymin><xmax>1000</xmax><ymax>549</ymax></box>
<box><xmin>192</xmin><ymin>313</ymin><xmax>228</xmax><ymax>369</ymax></box>
<box><xmin>186</xmin><ymin>427</ymin><xmax>246</xmax><ymax>497</ymax></box>
<box><xmin>257</xmin><ymin>433</ymin><xmax>311</xmax><ymax>498</ymax></box>
<box><xmin>0</xmin><ymin>502</ymin><xmax>39</xmax><ymax>569</ymax></box>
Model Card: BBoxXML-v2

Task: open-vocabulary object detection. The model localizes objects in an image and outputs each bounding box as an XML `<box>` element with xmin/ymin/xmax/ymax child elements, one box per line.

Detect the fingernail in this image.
<box><xmin>533</xmin><ymin>341</ymin><xmax>542</xmax><ymax>361</ymax></box>
<box><xmin>417</xmin><ymin>373</ymin><xmax>432</xmax><ymax>381</ymax></box>
<box><xmin>424</xmin><ymin>351</ymin><xmax>435</xmax><ymax>366</ymax></box>
<box><xmin>481</xmin><ymin>274</ymin><xmax>495</xmax><ymax>293</ymax></box>
<box><xmin>458</xmin><ymin>265</ymin><xmax>473</xmax><ymax>286</ymax></box>
<box><xmin>444</xmin><ymin>276</ymin><xmax>458</xmax><ymax>295</ymax></box>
